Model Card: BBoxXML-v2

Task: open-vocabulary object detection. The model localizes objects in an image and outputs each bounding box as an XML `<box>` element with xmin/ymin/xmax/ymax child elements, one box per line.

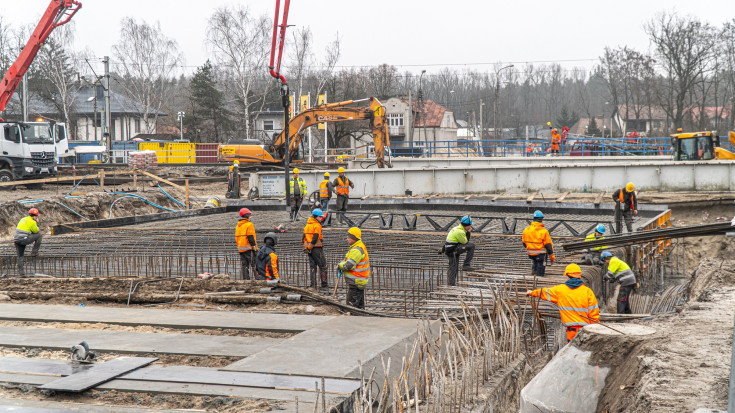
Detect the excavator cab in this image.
<box><xmin>670</xmin><ymin>130</ymin><xmax>735</xmax><ymax>161</ymax></box>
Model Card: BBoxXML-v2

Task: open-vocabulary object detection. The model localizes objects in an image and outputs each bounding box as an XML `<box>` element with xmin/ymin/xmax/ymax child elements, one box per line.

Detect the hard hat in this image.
<box><xmin>564</xmin><ymin>263</ymin><xmax>582</xmax><ymax>279</ymax></box>
<box><xmin>233</xmin><ymin>160</ymin><xmax>240</xmax><ymax>165</ymax></box>
<box><xmin>264</xmin><ymin>232</ymin><xmax>278</xmax><ymax>246</ymax></box>
<box><xmin>338</xmin><ymin>167</ymin><xmax>345</xmax><ymax>173</ymax></box>
<box><xmin>460</xmin><ymin>215</ymin><xmax>473</xmax><ymax>226</ymax></box>
<box><xmin>347</xmin><ymin>227</ymin><xmax>362</xmax><ymax>240</ymax></box>
<box><xmin>626</xmin><ymin>182</ymin><xmax>634</xmax><ymax>192</ymax></box>
<box><xmin>601</xmin><ymin>251</ymin><xmax>613</xmax><ymax>259</ymax></box>
<box><xmin>547</xmin><ymin>121</ymin><xmax>552</xmax><ymax>126</ymax></box>
<box><xmin>533</xmin><ymin>210</ymin><xmax>544</xmax><ymax>219</ymax></box>
<box><xmin>595</xmin><ymin>224</ymin><xmax>606</xmax><ymax>234</ymax></box>
<box><xmin>28</xmin><ymin>208</ymin><xmax>39</xmax><ymax>216</ymax></box>
<box><xmin>552</xmin><ymin>128</ymin><xmax>558</xmax><ymax>132</ymax></box>
<box><xmin>312</xmin><ymin>208</ymin><xmax>324</xmax><ymax>217</ymax></box>
<box><xmin>324</xmin><ymin>172</ymin><xmax>330</xmax><ymax>177</ymax></box>
<box><xmin>293</xmin><ymin>168</ymin><xmax>299</xmax><ymax>174</ymax></box>
<box><xmin>239</xmin><ymin>208</ymin><xmax>252</xmax><ymax>217</ymax></box>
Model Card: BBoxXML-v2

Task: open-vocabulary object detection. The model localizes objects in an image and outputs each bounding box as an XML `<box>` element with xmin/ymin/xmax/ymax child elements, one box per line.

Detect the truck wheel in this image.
<box><xmin>0</xmin><ymin>169</ymin><xmax>14</xmax><ymax>191</ymax></box>
<box><xmin>25</xmin><ymin>183</ymin><xmax>43</xmax><ymax>190</ymax></box>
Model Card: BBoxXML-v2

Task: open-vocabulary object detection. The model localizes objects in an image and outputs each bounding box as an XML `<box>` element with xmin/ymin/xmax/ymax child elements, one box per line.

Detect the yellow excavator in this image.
<box><xmin>670</xmin><ymin>130</ymin><xmax>735</xmax><ymax>161</ymax></box>
<box><xmin>218</xmin><ymin>97</ymin><xmax>392</xmax><ymax>168</ymax></box>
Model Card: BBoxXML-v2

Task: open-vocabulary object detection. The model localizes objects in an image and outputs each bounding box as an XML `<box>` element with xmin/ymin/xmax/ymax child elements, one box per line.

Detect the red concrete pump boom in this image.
<box><xmin>0</xmin><ymin>0</ymin><xmax>82</xmax><ymax>112</ymax></box>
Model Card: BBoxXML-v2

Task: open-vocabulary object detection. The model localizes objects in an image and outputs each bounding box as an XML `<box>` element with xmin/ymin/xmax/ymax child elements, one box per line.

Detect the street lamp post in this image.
<box><xmin>494</xmin><ymin>64</ymin><xmax>514</xmax><ymax>141</ymax></box>
<box><xmin>177</xmin><ymin>111</ymin><xmax>185</xmax><ymax>141</ymax></box>
<box><xmin>419</xmin><ymin>70</ymin><xmax>427</xmax><ymax>146</ymax></box>
<box><xmin>87</xmin><ymin>96</ymin><xmax>97</xmax><ymax>141</ymax></box>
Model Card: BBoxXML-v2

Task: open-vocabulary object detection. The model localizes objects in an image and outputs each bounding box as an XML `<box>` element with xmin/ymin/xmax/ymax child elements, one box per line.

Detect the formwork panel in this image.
<box><xmin>694</xmin><ymin>164</ymin><xmax>730</xmax><ymax>191</ymax></box>
<box><xmin>659</xmin><ymin>165</ymin><xmax>694</xmax><ymax>191</ymax></box>
<box><xmin>527</xmin><ymin>167</ymin><xmax>559</xmax><ymax>192</ymax></box>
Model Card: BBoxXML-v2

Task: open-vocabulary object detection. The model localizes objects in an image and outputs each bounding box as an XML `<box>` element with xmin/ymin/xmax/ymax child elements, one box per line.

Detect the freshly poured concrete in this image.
<box><xmin>0</xmin><ymin>303</ymin><xmax>333</xmax><ymax>333</ymax></box>
<box><xmin>0</xmin><ymin>326</ymin><xmax>278</xmax><ymax>356</ymax></box>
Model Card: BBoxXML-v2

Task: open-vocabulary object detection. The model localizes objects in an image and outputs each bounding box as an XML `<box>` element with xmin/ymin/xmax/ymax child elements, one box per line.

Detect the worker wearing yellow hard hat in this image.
<box><xmin>526</xmin><ymin>263</ymin><xmax>599</xmax><ymax>342</ymax></box>
<box><xmin>612</xmin><ymin>182</ymin><xmax>637</xmax><ymax>233</ymax></box>
<box><xmin>333</xmin><ymin>167</ymin><xmax>354</xmax><ymax>223</ymax></box>
<box><xmin>227</xmin><ymin>160</ymin><xmax>241</xmax><ymax>198</ymax></box>
<box><xmin>287</xmin><ymin>168</ymin><xmax>307</xmax><ymax>221</ymax></box>
<box><xmin>338</xmin><ymin>227</ymin><xmax>370</xmax><ymax>309</ymax></box>
<box><xmin>319</xmin><ymin>172</ymin><xmax>332</xmax><ymax>210</ymax></box>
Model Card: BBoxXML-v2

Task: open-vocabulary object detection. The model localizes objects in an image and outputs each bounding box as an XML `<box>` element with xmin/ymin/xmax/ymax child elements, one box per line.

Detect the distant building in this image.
<box><xmin>251</xmin><ymin>109</ymin><xmax>284</xmax><ymax>143</ymax></box>
<box><xmin>384</xmin><ymin>97</ymin><xmax>459</xmax><ymax>149</ymax></box>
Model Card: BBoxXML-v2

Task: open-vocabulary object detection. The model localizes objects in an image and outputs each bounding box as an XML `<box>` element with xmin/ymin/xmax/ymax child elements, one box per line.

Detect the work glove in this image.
<box><xmin>303</xmin><ymin>247</ymin><xmax>312</xmax><ymax>254</ymax></box>
<box><xmin>549</xmin><ymin>254</ymin><xmax>556</xmax><ymax>264</ymax></box>
<box><xmin>633</xmin><ymin>210</ymin><xmax>639</xmax><ymax>216</ymax></box>
<box><xmin>337</xmin><ymin>268</ymin><xmax>343</xmax><ymax>279</ymax></box>
<box><xmin>525</xmin><ymin>289</ymin><xmax>533</xmax><ymax>296</ymax></box>
<box><xmin>337</xmin><ymin>263</ymin><xmax>344</xmax><ymax>271</ymax></box>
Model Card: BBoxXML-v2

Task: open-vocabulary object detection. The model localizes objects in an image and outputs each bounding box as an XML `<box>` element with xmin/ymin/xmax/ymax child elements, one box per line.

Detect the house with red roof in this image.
<box><xmin>384</xmin><ymin>97</ymin><xmax>459</xmax><ymax>150</ymax></box>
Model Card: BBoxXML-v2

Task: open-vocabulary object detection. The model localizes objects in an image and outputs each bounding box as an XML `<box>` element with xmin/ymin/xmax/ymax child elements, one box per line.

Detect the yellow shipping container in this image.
<box><xmin>138</xmin><ymin>142</ymin><xmax>167</xmax><ymax>163</ymax></box>
<box><xmin>166</xmin><ymin>142</ymin><xmax>195</xmax><ymax>163</ymax></box>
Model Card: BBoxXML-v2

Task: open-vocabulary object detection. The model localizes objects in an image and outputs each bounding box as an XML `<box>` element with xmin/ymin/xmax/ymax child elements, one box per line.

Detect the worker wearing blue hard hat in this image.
<box><xmin>581</xmin><ymin>224</ymin><xmax>608</xmax><ymax>265</ymax></box>
<box><xmin>522</xmin><ymin>210</ymin><xmax>555</xmax><ymax>277</ymax></box>
<box><xmin>303</xmin><ymin>208</ymin><xmax>328</xmax><ymax>289</ymax></box>
<box><xmin>443</xmin><ymin>215</ymin><xmax>477</xmax><ymax>286</ymax></box>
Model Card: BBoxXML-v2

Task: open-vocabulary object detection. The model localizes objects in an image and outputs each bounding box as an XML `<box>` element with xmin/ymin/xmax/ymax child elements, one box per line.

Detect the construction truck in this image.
<box><xmin>670</xmin><ymin>130</ymin><xmax>735</xmax><ymax>161</ymax></box>
<box><xmin>218</xmin><ymin>97</ymin><xmax>392</xmax><ymax>168</ymax></box>
<box><xmin>0</xmin><ymin>1</ymin><xmax>81</xmax><ymax>186</ymax></box>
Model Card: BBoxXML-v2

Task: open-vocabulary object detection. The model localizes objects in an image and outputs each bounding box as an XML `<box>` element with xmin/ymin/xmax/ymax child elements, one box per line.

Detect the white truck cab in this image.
<box><xmin>0</xmin><ymin>121</ymin><xmax>58</xmax><ymax>183</ymax></box>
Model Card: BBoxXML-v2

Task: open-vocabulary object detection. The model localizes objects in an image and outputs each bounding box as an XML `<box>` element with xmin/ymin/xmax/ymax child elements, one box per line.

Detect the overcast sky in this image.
<box><xmin>3</xmin><ymin>0</ymin><xmax>735</xmax><ymax>76</ymax></box>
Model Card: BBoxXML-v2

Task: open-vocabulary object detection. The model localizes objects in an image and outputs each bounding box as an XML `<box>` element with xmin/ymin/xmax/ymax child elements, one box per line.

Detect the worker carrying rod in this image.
<box><xmin>14</xmin><ymin>208</ymin><xmax>42</xmax><ymax>277</ymax></box>
<box><xmin>522</xmin><ymin>210</ymin><xmax>555</xmax><ymax>277</ymax></box>
<box><xmin>526</xmin><ymin>264</ymin><xmax>599</xmax><ymax>342</ymax></box>
<box><xmin>612</xmin><ymin>182</ymin><xmax>637</xmax><ymax>233</ymax></box>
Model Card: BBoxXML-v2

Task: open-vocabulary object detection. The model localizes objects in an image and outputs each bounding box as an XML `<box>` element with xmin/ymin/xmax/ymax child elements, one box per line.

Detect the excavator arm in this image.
<box><xmin>714</xmin><ymin>131</ymin><xmax>735</xmax><ymax>160</ymax></box>
<box><xmin>271</xmin><ymin>96</ymin><xmax>392</xmax><ymax>168</ymax></box>
<box><xmin>0</xmin><ymin>0</ymin><xmax>82</xmax><ymax>112</ymax></box>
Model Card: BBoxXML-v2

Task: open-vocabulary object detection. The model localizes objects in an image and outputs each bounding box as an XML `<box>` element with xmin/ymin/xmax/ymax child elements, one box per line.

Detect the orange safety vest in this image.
<box><xmin>344</xmin><ymin>240</ymin><xmax>370</xmax><ymax>283</ymax></box>
<box><xmin>336</xmin><ymin>176</ymin><xmax>350</xmax><ymax>196</ymax></box>
<box><xmin>522</xmin><ymin>221</ymin><xmax>552</xmax><ymax>256</ymax></box>
<box><xmin>618</xmin><ymin>189</ymin><xmax>636</xmax><ymax>206</ymax></box>
<box><xmin>235</xmin><ymin>218</ymin><xmax>257</xmax><ymax>252</ymax></box>
<box><xmin>303</xmin><ymin>217</ymin><xmax>324</xmax><ymax>249</ymax></box>
<box><xmin>529</xmin><ymin>283</ymin><xmax>599</xmax><ymax>341</ymax></box>
<box><xmin>319</xmin><ymin>180</ymin><xmax>330</xmax><ymax>199</ymax></box>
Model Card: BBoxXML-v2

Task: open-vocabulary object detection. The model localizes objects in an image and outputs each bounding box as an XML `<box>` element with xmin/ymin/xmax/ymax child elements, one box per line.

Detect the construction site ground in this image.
<box><xmin>1</xmin><ymin>172</ymin><xmax>735</xmax><ymax>411</ymax></box>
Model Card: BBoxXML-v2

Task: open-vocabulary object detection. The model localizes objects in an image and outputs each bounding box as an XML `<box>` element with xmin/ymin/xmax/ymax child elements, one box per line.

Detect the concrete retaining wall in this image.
<box><xmin>355</xmin><ymin>156</ymin><xmax>668</xmax><ymax>169</ymax></box>
<box><xmin>251</xmin><ymin>160</ymin><xmax>735</xmax><ymax>197</ymax></box>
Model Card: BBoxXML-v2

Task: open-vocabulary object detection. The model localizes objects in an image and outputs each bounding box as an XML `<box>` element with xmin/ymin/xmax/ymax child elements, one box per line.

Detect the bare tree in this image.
<box><xmin>315</xmin><ymin>33</ymin><xmax>341</xmax><ymax>95</ymax></box>
<box><xmin>35</xmin><ymin>24</ymin><xmax>80</xmax><ymax>128</ymax></box>
<box><xmin>113</xmin><ymin>17</ymin><xmax>183</xmax><ymax>133</ymax></box>
<box><xmin>288</xmin><ymin>27</ymin><xmax>312</xmax><ymax>99</ymax></box>
<box><xmin>207</xmin><ymin>6</ymin><xmax>271</xmax><ymax>140</ymax></box>
<box><xmin>645</xmin><ymin>11</ymin><xmax>716</xmax><ymax>128</ymax></box>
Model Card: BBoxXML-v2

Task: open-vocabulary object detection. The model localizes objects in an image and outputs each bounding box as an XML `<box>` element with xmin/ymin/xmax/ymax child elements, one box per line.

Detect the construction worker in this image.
<box><xmin>550</xmin><ymin>128</ymin><xmax>561</xmax><ymax>155</ymax></box>
<box><xmin>235</xmin><ymin>208</ymin><xmax>257</xmax><ymax>280</ymax></box>
<box><xmin>521</xmin><ymin>210</ymin><xmax>555</xmax><ymax>277</ymax></box>
<box><xmin>227</xmin><ymin>160</ymin><xmax>240</xmax><ymax>198</ymax></box>
<box><xmin>612</xmin><ymin>182</ymin><xmax>637</xmax><ymax>233</ymax></box>
<box><xmin>255</xmin><ymin>232</ymin><xmax>279</xmax><ymax>281</ymax></box>
<box><xmin>288</xmin><ymin>168</ymin><xmax>308</xmax><ymax>221</ymax></box>
<box><xmin>582</xmin><ymin>224</ymin><xmax>607</xmax><ymax>265</ymax></box>
<box><xmin>338</xmin><ymin>227</ymin><xmax>369</xmax><ymax>309</ymax></box>
<box><xmin>333</xmin><ymin>167</ymin><xmax>354</xmax><ymax>222</ymax></box>
<box><xmin>526</xmin><ymin>264</ymin><xmax>599</xmax><ymax>342</ymax></box>
<box><xmin>303</xmin><ymin>208</ymin><xmax>328</xmax><ymax>289</ymax></box>
<box><xmin>601</xmin><ymin>251</ymin><xmax>637</xmax><ymax>314</ymax></box>
<box><xmin>319</xmin><ymin>172</ymin><xmax>332</xmax><ymax>210</ymax></box>
<box><xmin>14</xmin><ymin>208</ymin><xmax>42</xmax><ymax>277</ymax></box>
<box><xmin>443</xmin><ymin>215</ymin><xmax>477</xmax><ymax>286</ymax></box>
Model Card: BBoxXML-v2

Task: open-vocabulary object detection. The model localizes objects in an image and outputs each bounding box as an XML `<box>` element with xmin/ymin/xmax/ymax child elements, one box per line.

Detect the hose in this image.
<box><xmin>156</xmin><ymin>184</ymin><xmax>186</xmax><ymax>208</ymax></box>
<box><xmin>109</xmin><ymin>192</ymin><xmax>182</xmax><ymax>218</ymax></box>
<box><xmin>54</xmin><ymin>201</ymin><xmax>90</xmax><ymax>221</ymax></box>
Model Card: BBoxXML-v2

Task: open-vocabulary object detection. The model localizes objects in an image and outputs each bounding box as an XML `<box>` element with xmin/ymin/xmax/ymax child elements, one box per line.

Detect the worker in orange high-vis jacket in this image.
<box><xmin>550</xmin><ymin>128</ymin><xmax>561</xmax><ymax>155</ymax></box>
<box><xmin>235</xmin><ymin>208</ymin><xmax>257</xmax><ymax>280</ymax></box>
<box><xmin>526</xmin><ymin>263</ymin><xmax>599</xmax><ymax>342</ymax></box>
<box><xmin>521</xmin><ymin>210</ymin><xmax>554</xmax><ymax>277</ymax></box>
<box><xmin>303</xmin><ymin>208</ymin><xmax>328</xmax><ymax>289</ymax></box>
<box><xmin>319</xmin><ymin>172</ymin><xmax>333</xmax><ymax>210</ymax></box>
<box><xmin>612</xmin><ymin>182</ymin><xmax>637</xmax><ymax>233</ymax></box>
<box><xmin>338</xmin><ymin>227</ymin><xmax>369</xmax><ymax>309</ymax></box>
<box><xmin>332</xmin><ymin>167</ymin><xmax>355</xmax><ymax>223</ymax></box>
<box><xmin>255</xmin><ymin>232</ymin><xmax>279</xmax><ymax>281</ymax></box>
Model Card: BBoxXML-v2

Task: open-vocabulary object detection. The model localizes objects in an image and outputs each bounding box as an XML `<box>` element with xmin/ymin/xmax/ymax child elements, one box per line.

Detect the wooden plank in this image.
<box><xmin>526</xmin><ymin>191</ymin><xmax>538</xmax><ymax>203</ymax></box>
<box><xmin>594</xmin><ymin>191</ymin><xmax>607</xmax><ymax>205</ymax></box>
<box><xmin>134</xmin><ymin>169</ymin><xmax>186</xmax><ymax>192</ymax></box>
<box><xmin>555</xmin><ymin>191</ymin><xmax>571</xmax><ymax>203</ymax></box>
<box><xmin>38</xmin><ymin>357</ymin><xmax>157</xmax><ymax>392</ymax></box>
<box><xmin>0</xmin><ymin>172</ymin><xmax>101</xmax><ymax>188</ymax></box>
<box><xmin>463</xmin><ymin>195</ymin><xmax>473</xmax><ymax>201</ymax></box>
<box><xmin>491</xmin><ymin>192</ymin><xmax>504</xmax><ymax>202</ymax></box>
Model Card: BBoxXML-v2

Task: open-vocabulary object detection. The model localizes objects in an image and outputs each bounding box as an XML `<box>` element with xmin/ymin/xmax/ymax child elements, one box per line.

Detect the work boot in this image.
<box><xmin>462</xmin><ymin>265</ymin><xmax>478</xmax><ymax>271</ymax></box>
<box><xmin>320</xmin><ymin>271</ymin><xmax>328</xmax><ymax>288</ymax></box>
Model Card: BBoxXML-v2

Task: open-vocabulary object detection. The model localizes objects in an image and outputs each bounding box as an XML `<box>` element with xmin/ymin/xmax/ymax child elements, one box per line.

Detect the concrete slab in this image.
<box><xmin>39</xmin><ymin>357</ymin><xmax>157</xmax><ymax>393</ymax></box>
<box><xmin>0</xmin><ymin>326</ymin><xmax>278</xmax><ymax>357</ymax></box>
<box><xmin>223</xmin><ymin>316</ymin><xmax>439</xmax><ymax>379</ymax></box>
<box><xmin>0</xmin><ymin>303</ymin><xmax>334</xmax><ymax>333</ymax></box>
<box><xmin>0</xmin><ymin>398</ymin><xmax>196</xmax><ymax>413</ymax></box>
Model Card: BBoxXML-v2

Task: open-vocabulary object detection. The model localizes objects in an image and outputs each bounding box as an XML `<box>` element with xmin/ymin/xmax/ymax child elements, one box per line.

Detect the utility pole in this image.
<box><xmin>103</xmin><ymin>56</ymin><xmax>112</xmax><ymax>162</ymax></box>
<box><xmin>494</xmin><ymin>65</ymin><xmax>514</xmax><ymax>141</ymax></box>
<box><xmin>177</xmin><ymin>112</ymin><xmax>185</xmax><ymax>141</ymax></box>
<box><xmin>479</xmin><ymin>99</ymin><xmax>483</xmax><ymax>140</ymax></box>
<box><xmin>407</xmin><ymin>90</ymin><xmax>412</xmax><ymax>142</ymax></box>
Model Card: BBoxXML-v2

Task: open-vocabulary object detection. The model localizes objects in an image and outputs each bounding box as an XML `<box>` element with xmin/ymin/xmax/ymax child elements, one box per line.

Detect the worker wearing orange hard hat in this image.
<box><xmin>235</xmin><ymin>208</ymin><xmax>257</xmax><ymax>280</ymax></box>
<box><xmin>14</xmin><ymin>208</ymin><xmax>42</xmax><ymax>277</ymax></box>
<box><xmin>526</xmin><ymin>264</ymin><xmax>599</xmax><ymax>342</ymax></box>
<box><xmin>612</xmin><ymin>182</ymin><xmax>637</xmax><ymax>233</ymax></box>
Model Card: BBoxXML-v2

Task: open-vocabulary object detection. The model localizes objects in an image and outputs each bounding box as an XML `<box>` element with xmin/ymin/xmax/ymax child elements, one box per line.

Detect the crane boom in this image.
<box><xmin>0</xmin><ymin>0</ymin><xmax>82</xmax><ymax>112</ymax></box>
